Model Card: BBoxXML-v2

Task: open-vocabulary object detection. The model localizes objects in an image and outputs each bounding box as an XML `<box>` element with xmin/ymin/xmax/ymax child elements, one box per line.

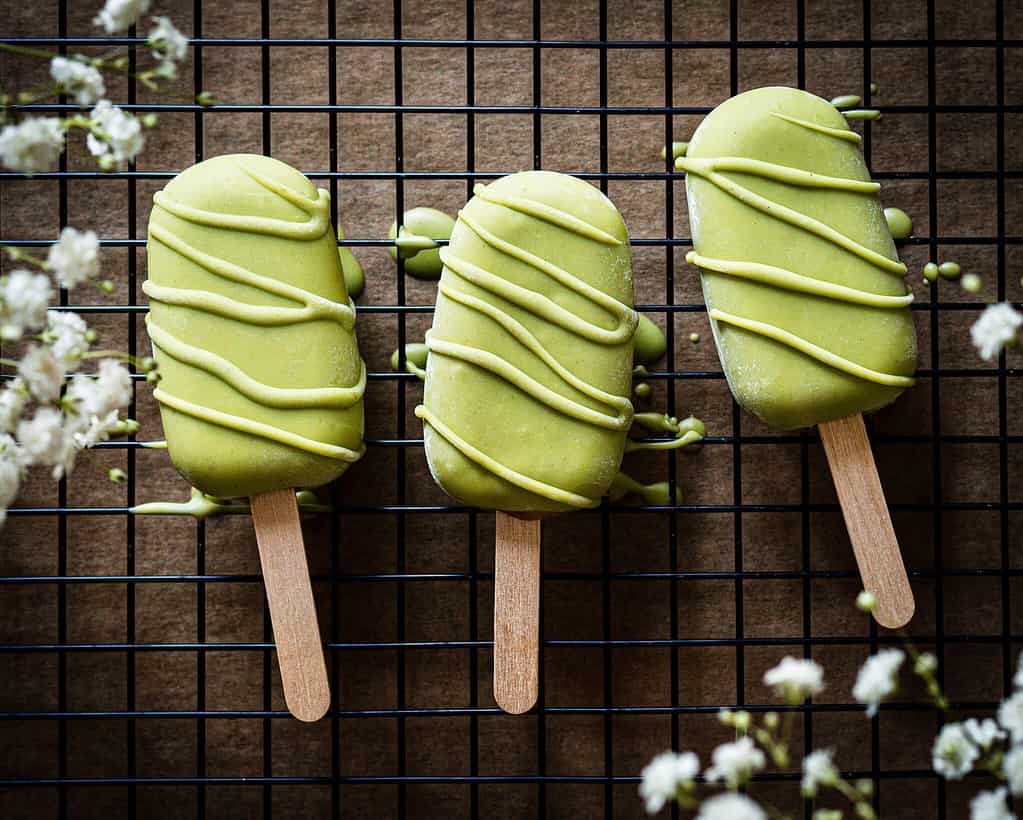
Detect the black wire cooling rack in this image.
<box><xmin>1</xmin><ymin>0</ymin><xmax>1022</xmax><ymax>818</ymax></box>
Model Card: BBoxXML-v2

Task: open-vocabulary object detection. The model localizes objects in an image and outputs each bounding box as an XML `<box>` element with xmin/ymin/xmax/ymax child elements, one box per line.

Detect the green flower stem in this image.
<box><xmin>2</xmin><ymin>244</ymin><xmax>48</xmax><ymax>268</ymax></box>
<box><xmin>832</xmin><ymin>777</ymin><xmax>877</xmax><ymax>820</ymax></box>
<box><xmin>0</xmin><ymin>357</ymin><xmax>22</xmax><ymax>368</ymax></box>
<box><xmin>899</xmin><ymin>633</ymin><xmax>950</xmax><ymax>712</ymax></box>
<box><xmin>0</xmin><ymin>42</ymin><xmax>60</xmax><ymax>61</ymax></box>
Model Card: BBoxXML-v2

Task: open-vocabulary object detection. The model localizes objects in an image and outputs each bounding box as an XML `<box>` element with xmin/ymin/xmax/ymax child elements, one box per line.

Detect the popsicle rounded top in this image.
<box><xmin>417</xmin><ymin>171</ymin><xmax>637</xmax><ymax>513</ymax></box>
<box><xmin>145</xmin><ymin>154</ymin><xmax>366</xmax><ymax>498</ymax></box>
<box><xmin>678</xmin><ymin>87</ymin><xmax>917</xmax><ymax>430</ymax></box>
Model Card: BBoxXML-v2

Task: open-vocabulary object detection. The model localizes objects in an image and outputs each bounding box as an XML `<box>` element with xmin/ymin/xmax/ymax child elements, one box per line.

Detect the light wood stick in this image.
<box><xmin>819</xmin><ymin>413</ymin><xmax>915</xmax><ymax>629</ymax></box>
<box><xmin>251</xmin><ymin>488</ymin><xmax>331</xmax><ymax>722</ymax></box>
<box><xmin>494</xmin><ymin>511</ymin><xmax>541</xmax><ymax>715</ymax></box>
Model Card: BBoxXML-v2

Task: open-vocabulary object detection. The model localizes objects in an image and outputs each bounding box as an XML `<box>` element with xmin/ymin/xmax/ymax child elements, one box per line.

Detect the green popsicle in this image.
<box><xmin>677</xmin><ymin>87</ymin><xmax>916</xmax><ymax>629</ymax></box>
<box><xmin>677</xmin><ymin>86</ymin><xmax>917</xmax><ymax>431</ymax></box>
<box><xmin>145</xmin><ymin>154</ymin><xmax>366</xmax><ymax>721</ymax></box>
<box><xmin>144</xmin><ymin>153</ymin><xmax>366</xmax><ymax>498</ymax></box>
<box><xmin>416</xmin><ymin>170</ymin><xmax>637</xmax><ymax>514</ymax></box>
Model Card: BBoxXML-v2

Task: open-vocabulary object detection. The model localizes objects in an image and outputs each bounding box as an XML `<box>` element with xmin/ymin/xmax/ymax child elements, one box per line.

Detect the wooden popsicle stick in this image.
<box><xmin>251</xmin><ymin>488</ymin><xmax>331</xmax><ymax>722</ymax></box>
<box><xmin>819</xmin><ymin>413</ymin><xmax>915</xmax><ymax>629</ymax></box>
<box><xmin>494</xmin><ymin>511</ymin><xmax>542</xmax><ymax>715</ymax></box>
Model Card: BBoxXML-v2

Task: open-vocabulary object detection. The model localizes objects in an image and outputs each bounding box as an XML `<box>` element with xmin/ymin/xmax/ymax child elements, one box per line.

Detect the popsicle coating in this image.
<box><xmin>678</xmin><ymin>87</ymin><xmax>917</xmax><ymax>430</ymax></box>
<box><xmin>145</xmin><ymin>154</ymin><xmax>365</xmax><ymax>498</ymax></box>
<box><xmin>416</xmin><ymin>171</ymin><xmax>637</xmax><ymax>513</ymax></box>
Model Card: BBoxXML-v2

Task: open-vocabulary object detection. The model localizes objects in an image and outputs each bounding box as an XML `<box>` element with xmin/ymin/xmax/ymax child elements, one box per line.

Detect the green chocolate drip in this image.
<box><xmin>633</xmin><ymin>382</ymin><xmax>651</xmax><ymax>399</ymax></box>
<box><xmin>961</xmin><ymin>273</ymin><xmax>981</xmax><ymax>293</ymax></box>
<box><xmin>923</xmin><ymin>262</ymin><xmax>939</xmax><ymax>282</ymax></box>
<box><xmin>337</xmin><ymin>224</ymin><xmax>365</xmax><ymax>299</ymax></box>
<box><xmin>626</xmin><ymin>412</ymin><xmax>704</xmax><ymax>452</ymax></box>
<box><xmin>418</xmin><ymin>171</ymin><xmax>635</xmax><ymax>512</ymax></box>
<box><xmin>608</xmin><ymin>472</ymin><xmax>682</xmax><ymax>506</ymax></box>
<box><xmin>689</xmin><ymin>332</ymin><xmax>700</xmax><ymax>343</ymax></box>
<box><xmin>771</xmin><ymin>111</ymin><xmax>862</xmax><ymax>144</ymax></box>
<box><xmin>388</xmin><ymin>207</ymin><xmax>457</xmax><ymax>280</ymax></box>
<box><xmin>830</xmin><ymin>94</ymin><xmax>862</xmax><ymax>109</ymax></box>
<box><xmin>661</xmin><ymin>141</ymin><xmax>689</xmax><ymax>160</ymax></box>
<box><xmin>131</xmin><ymin>486</ymin><xmax>327</xmax><ymax>518</ymax></box>
<box><xmin>939</xmin><ymin>261</ymin><xmax>962</xmax><ymax>279</ymax></box>
<box><xmin>390</xmin><ymin>343</ymin><xmax>429</xmax><ymax>380</ymax></box>
<box><xmin>632</xmin><ymin>365</ymin><xmax>650</xmax><ymax>377</ymax></box>
<box><xmin>842</xmin><ymin>109</ymin><xmax>881</xmax><ymax>120</ymax></box>
<box><xmin>142</xmin><ymin>440</ymin><xmax>168</xmax><ymax>449</ymax></box>
<box><xmin>634</xmin><ymin>313</ymin><xmax>667</xmax><ymax>365</ymax></box>
<box><xmin>145</xmin><ymin>154</ymin><xmax>366</xmax><ymax>497</ymax></box>
<box><xmin>883</xmin><ymin>207</ymin><xmax>913</xmax><ymax>239</ymax></box>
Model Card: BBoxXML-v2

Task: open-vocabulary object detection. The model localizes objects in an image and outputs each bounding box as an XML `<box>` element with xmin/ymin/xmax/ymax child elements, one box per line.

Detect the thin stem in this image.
<box><xmin>0</xmin><ymin>42</ymin><xmax>60</xmax><ymax>61</ymax></box>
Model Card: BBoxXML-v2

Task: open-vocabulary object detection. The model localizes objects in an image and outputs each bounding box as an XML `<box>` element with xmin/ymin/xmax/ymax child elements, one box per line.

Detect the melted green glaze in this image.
<box><xmin>830</xmin><ymin>94</ymin><xmax>862</xmax><ymax>109</ymax></box>
<box><xmin>145</xmin><ymin>154</ymin><xmax>366</xmax><ymax>497</ymax></box>
<box><xmin>843</xmin><ymin>109</ymin><xmax>881</xmax><ymax>120</ymax></box>
<box><xmin>627</xmin><ymin>412</ymin><xmax>704</xmax><ymax>452</ymax></box>
<box><xmin>337</xmin><ymin>224</ymin><xmax>365</xmax><ymax>299</ymax></box>
<box><xmin>608</xmin><ymin>472</ymin><xmax>682</xmax><ymax>506</ymax></box>
<box><xmin>689</xmin><ymin>332</ymin><xmax>700</xmax><ymax>343</ymax></box>
<box><xmin>923</xmin><ymin>262</ymin><xmax>939</xmax><ymax>282</ymax></box>
<box><xmin>388</xmin><ymin>207</ymin><xmax>456</xmax><ymax>280</ymax></box>
<box><xmin>961</xmin><ymin>273</ymin><xmax>981</xmax><ymax>293</ymax></box>
<box><xmin>390</xmin><ymin>343</ymin><xmax>429</xmax><ymax>381</ymax></box>
<box><xmin>417</xmin><ymin>171</ymin><xmax>636</xmax><ymax>512</ymax></box>
<box><xmin>679</xmin><ymin>87</ymin><xmax>917</xmax><ymax>430</ymax></box>
<box><xmin>634</xmin><ymin>313</ymin><xmax>667</xmax><ymax>365</ymax></box>
<box><xmin>883</xmin><ymin>207</ymin><xmax>913</xmax><ymax>239</ymax></box>
<box><xmin>939</xmin><ymin>261</ymin><xmax>962</xmax><ymax>279</ymax></box>
<box><xmin>632</xmin><ymin>365</ymin><xmax>650</xmax><ymax>377</ymax></box>
<box><xmin>661</xmin><ymin>141</ymin><xmax>689</xmax><ymax>161</ymax></box>
<box><xmin>633</xmin><ymin>382</ymin><xmax>651</xmax><ymax>399</ymax></box>
<box><xmin>131</xmin><ymin>486</ymin><xmax>326</xmax><ymax>518</ymax></box>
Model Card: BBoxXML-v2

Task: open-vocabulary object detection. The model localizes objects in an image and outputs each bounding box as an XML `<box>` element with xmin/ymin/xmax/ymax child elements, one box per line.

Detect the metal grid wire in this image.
<box><xmin>1</xmin><ymin>0</ymin><xmax>1021</xmax><ymax>818</ymax></box>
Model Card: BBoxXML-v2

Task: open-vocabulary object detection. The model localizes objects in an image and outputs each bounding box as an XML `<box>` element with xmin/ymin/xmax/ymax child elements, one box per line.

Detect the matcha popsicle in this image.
<box><xmin>145</xmin><ymin>154</ymin><xmax>366</xmax><ymax>720</ymax></box>
<box><xmin>678</xmin><ymin>87</ymin><xmax>916</xmax><ymax>628</ymax></box>
<box><xmin>416</xmin><ymin>171</ymin><xmax>636</xmax><ymax>711</ymax></box>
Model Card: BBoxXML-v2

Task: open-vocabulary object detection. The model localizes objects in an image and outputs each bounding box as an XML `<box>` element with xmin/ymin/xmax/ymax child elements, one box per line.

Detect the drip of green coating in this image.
<box><xmin>923</xmin><ymin>262</ymin><xmax>939</xmax><ymax>282</ymax></box>
<box><xmin>883</xmin><ymin>207</ymin><xmax>913</xmax><ymax>239</ymax></box>
<box><xmin>689</xmin><ymin>332</ymin><xmax>700</xmax><ymax>343</ymax></box>
<box><xmin>938</xmin><ymin>261</ymin><xmax>962</xmax><ymax>279</ymax></box>
<box><xmin>961</xmin><ymin>273</ymin><xmax>981</xmax><ymax>293</ymax></box>
<box><xmin>142</xmin><ymin>440</ymin><xmax>169</xmax><ymax>449</ymax></box>
<box><xmin>608</xmin><ymin>472</ymin><xmax>682</xmax><ymax>506</ymax></box>
<box><xmin>870</xmin><ymin>82</ymin><xmax>878</xmax><ymax>93</ymax></box>
<box><xmin>634</xmin><ymin>382</ymin><xmax>651</xmax><ymax>399</ymax></box>
<box><xmin>337</xmin><ymin>223</ymin><xmax>365</xmax><ymax>299</ymax></box>
<box><xmin>627</xmin><ymin>412</ymin><xmax>705</xmax><ymax>451</ymax></box>
<box><xmin>661</xmin><ymin>141</ymin><xmax>689</xmax><ymax>161</ymax></box>
<box><xmin>843</xmin><ymin>109</ymin><xmax>881</xmax><ymax>120</ymax></box>
<box><xmin>388</xmin><ymin>206</ymin><xmax>457</xmax><ymax>280</ymax></box>
<box><xmin>633</xmin><ymin>364</ymin><xmax>650</xmax><ymax>377</ymax></box>
<box><xmin>131</xmin><ymin>486</ymin><xmax>328</xmax><ymax>518</ymax></box>
<box><xmin>390</xmin><ymin>342</ymin><xmax>429</xmax><ymax>381</ymax></box>
<box><xmin>634</xmin><ymin>313</ymin><xmax>667</xmax><ymax>365</ymax></box>
<box><xmin>830</xmin><ymin>94</ymin><xmax>862</xmax><ymax>109</ymax></box>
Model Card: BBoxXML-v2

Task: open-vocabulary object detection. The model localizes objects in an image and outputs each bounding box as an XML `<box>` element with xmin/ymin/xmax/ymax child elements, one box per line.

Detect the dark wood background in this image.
<box><xmin>2</xmin><ymin>0</ymin><xmax>1022</xmax><ymax>817</ymax></box>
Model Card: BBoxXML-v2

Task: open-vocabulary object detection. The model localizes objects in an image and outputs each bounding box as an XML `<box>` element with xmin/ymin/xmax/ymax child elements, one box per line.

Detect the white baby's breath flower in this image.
<box><xmin>65</xmin><ymin>359</ymin><xmax>132</xmax><ymax>418</ymax></box>
<box><xmin>932</xmin><ymin>723</ymin><xmax>979</xmax><ymax>780</ymax></box>
<box><xmin>963</xmin><ymin>717</ymin><xmax>1007</xmax><ymax>751</ymax></box>
<box><xmin>971</xmin><ymin>787</ymin><xmax>1015</xmax><ymax>820</ymax></box>
<box><xmin>71</xmin><ymin>409</ymin><xmax>120</xmax><ymax>450</ymax></box>
<box><xmin>999</xmin><ymin>691</ymin><xmax>1023</xmax><ymax>743</ymax></box>
<box><xmin>0</xmin><ymin>118</ymin><xmax>65</xmax><ymax>175</ymax></box>
<box><xmin>638</xmin><ymin>751</ymin><xmax>699</xmax><ymax>815</ymax></box>
<box><xmin>47</xmin><ymin>227</ymin><xmax>100</xmax><ymax>290</ymax></box>
<box><xmin>856</xmin><ymin>590</ymin><xmax>877</xmax><ymax>612</ymax></box>
<box><xmin>763</xmin><ymin>656</ymin><xmax>824</xmax><ymax>702</ymax></box>
<box><xmin>1005</xmin><ymin>746</ymin><xmax>1023</xmax><ymax>796</ymax></box>
<box><xmin>87</xmin><ymin>101</ymin><xmax>144</xmax><ymax>166</ymax></box>
<box><xmin>45</xmin><ymin>311</ymin><xmax>91</xmax><ymax>367</ymax></box>
<box><xmin>695</xmin><ymin>793</ymin><xmax>766</xmax><ymax>820</ymax></box>
<box><xmin>801</xmin><ymin>748</ymin><xmax>838</xmax><ymax>797</ymax></box>
<box><xmin>18</xmin><ymin>346</ymin><xmax>64</xmax><ymax>403</ymax></box>
<box><xmin>0</xmin><ymin>379</ymin><xmax>28</xmax><ymax>434</ymax></box>
<box><xmin>852</xmin><ymin>648</ymin><xmax>905</xmax><ymax>717</ymax></box>
<box><xmin>49</xmin><ymin>56</ymin><xmax>105</xmax><ymax>107</ymax></box>
<box><xmin>971</xmin><ymin>303</ymin><xmax>1022</xmax><ymax>361</ymax></box>
<box><xmin>0</xmin><ymin>434</ymin><xmax>21</xmax><ymax>526</ymax></box>
<box><xmin>915</xmin><ymin>652</ymin><xmax>938</xmax><ymax>676</ymax></box>
<box><xmin>93</xmin><ymin>0</ymin><xmax>151</xmax><ymax>33</ymax></box>
<box><xmin>705</xmin><ymin>736</ymin><xmax>765</xmax><ymax>788</ymax></box>
<box><xmin>148</xmin><ymin>16</ymin><xmax>189</xmax><ymax>75</ymax></box>
<box><xmin>1</xmin><ymin>269</ymin><xmax>53</xmax><ymax>339</ymax></box>
<box><xmin>16</xmin><ymin>406</ymin><xmax>66</xmax><ymax>468</ymax></box>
